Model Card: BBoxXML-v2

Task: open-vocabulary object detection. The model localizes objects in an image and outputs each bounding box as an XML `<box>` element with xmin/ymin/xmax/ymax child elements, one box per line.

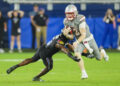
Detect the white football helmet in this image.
<box><xmin>65</xmin><ymin>4</ymin><xmax>78</xmax><ymax>21</ymax></box>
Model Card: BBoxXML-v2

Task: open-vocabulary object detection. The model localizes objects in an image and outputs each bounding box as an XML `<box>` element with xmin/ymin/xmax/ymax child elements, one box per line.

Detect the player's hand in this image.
<box><xmin>63</xmin><ymin>28</ymin><xmax>70</xmax><ymax>35</ymax></box>
<box><xmin>63</xmin><ymin>27</ymin><xmax>71</xmax><ymax>34</ymax></box>
<box><xmin>67</xmin><ymin>52</ymin><xmax>80</xmax><ymax>62</ymax></box>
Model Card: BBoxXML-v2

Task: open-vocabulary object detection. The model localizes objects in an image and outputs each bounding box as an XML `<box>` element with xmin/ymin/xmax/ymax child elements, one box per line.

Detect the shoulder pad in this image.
<box><xmin>77</xmin><ymin>14</ymin><xmax>85</xmax><ymax>22</ymax></box>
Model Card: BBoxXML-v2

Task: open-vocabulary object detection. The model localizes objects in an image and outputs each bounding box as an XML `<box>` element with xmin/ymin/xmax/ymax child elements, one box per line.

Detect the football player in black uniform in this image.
<box><xmin>6</xmin><ymin>29</ymin><xmax>80</xmax><ymax>81</ymax></box>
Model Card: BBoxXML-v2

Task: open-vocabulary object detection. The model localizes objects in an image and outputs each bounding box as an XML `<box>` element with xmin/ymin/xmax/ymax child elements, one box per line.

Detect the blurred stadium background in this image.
<box><xmin>1</xmin><ymin>0</ymin><xmax>120</xmax><ymax>49</ymax></box>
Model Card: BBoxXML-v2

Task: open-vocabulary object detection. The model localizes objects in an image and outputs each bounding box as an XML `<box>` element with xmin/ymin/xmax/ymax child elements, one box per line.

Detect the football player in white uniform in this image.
<box><xmin>63</xmin><ymin>4</ymin><xmax>109</xmax><ymax>79</ymax></box>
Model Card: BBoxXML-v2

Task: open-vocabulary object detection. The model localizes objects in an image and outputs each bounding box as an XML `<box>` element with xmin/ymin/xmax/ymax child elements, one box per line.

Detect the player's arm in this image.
<box><xmin>62</xmin><ymin>27</ymin><xmax>74</xmax><ymax>40</ymax></box>
<box><xmin>78</xmin><ymin>21</ymin><xmax>86</xmax><ymax>43</ymax></box>
<box><xmin>18</xmin><ymin>10</ymin><xmax>24</xmax><ymax>18</ymax></box>
<box><xmin>65</xmin><ymin>43</ymin><xmax>74</xmax><ymax>52</ymax></box>
<box><xmin>55</xmin><ymin>44</ymin><xmax>80</xmax><ymax>62</ymax></box>
<box><xmin>63</xmin><ymin>18</ymin><xmax>74</xmax><ymax>40</ymax></box>
<box><xmin>7</xmin><ymin>11</ymin><xmax>13</xmax><ymax>18</ymax></box>
<box><xmin>73</xmin><ymin>21</ymin><xmax>86</xmax><ymax>48</ymax></box>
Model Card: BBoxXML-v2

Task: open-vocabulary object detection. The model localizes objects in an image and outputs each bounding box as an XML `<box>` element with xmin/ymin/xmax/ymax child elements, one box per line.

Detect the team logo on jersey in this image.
<box><xmin>57</xmin><ymin>40</ymin><xmax>64</xmax><ymax>45</ymax></box>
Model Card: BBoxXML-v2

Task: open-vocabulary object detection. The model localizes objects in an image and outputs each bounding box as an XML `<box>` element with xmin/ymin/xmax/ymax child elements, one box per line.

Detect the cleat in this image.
<box><xmin>32</xmin><ymin>77</ymin><xmax>44</xmax><ymax>82</ymax></box>
<box><xmin>81</xmin><ymin>73</ymin><xmax>88</xmax><ymax>79</ymax></box>
<box><xmin>6</xmin><ymin>65</ymin><xmax>18</xmax><ymax>74</ymax></box>
<box><xmin>81</xmin><ymin>70</ymin><xmax>88</xmax><ymax>79</ymax></box>
<box><xmin>104</xmin><ymin>55</ymin><xmax>109</xmax><ymax>62</ymax></box>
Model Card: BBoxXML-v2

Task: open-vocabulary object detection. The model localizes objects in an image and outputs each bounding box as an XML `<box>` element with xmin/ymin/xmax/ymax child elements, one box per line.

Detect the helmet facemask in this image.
<box><xmin>65</xmin><ymin>4</ymin><xmax>78</xmax><ymax>21</ymax></box>
<box><xmin>65</xmin><ymin>12</ymin><xmax>77</xmax><ymax>21</ymax></box>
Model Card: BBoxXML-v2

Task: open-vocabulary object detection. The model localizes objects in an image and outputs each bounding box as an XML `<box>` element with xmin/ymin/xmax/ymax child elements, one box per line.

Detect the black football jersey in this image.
<box><xmin>39</xmin><ymin>33</ymin><xmax>68</xmax><ymax>58</ymax></box>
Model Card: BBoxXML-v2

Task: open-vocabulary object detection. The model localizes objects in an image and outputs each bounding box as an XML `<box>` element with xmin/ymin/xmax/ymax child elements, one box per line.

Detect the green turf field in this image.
<box><xmin>0</xmin><ymin>51</ymin><xmax>120</xmax><ymax>86</ymax></box>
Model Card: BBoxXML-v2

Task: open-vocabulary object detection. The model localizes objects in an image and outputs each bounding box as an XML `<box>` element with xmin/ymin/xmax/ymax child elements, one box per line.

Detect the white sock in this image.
<box><xmin>82</xmin><ymin>70</ymin><xmax>87</xmax><ymax>74</ymax></box>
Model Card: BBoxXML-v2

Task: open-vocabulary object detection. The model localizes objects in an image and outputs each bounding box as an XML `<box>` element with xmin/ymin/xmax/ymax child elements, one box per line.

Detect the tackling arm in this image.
<box><xmin>65</xmin><ymin>43</ymin><xmax>74</xmax><ymax>52</ymax></box>
<box><xmin>55</xmin><ymin>43</ymin><xmax>80</xmax><ymax>62</ymax></box>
